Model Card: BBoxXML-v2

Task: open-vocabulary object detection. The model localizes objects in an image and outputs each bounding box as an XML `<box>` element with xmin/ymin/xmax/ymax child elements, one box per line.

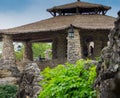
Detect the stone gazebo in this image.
<box><xmin>0</xmin><ymin>0</ymin><xmax>116</xmax><ymax>66</ymax></box>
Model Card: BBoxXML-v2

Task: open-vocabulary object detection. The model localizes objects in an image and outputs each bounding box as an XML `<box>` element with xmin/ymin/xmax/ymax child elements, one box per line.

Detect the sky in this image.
<box><xmin>0</xmin><ymin>0</ymin><xmax>119</xmax><ymax>29</ymax></box>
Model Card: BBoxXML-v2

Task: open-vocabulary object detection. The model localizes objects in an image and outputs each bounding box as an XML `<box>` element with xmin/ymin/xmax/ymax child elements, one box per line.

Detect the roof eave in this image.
<box><xmin>1</xmin><ymin>27</ymin><xmax>113</xmax><ymax>35</ymax></box>
<box><xmin>47</xmin><ymin>6</ymin><xmax>111</xmax><ymax>13</ymax></box>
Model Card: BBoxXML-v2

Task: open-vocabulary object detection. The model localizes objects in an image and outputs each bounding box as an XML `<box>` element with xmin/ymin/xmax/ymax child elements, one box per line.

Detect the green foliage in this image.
<box><xmin>15</xmin><ymin>43</ymin><xmax>52</xmax><ymax>60</ymax></box>
<box><xmin>15</xmin><ymin>48</ymin><xmax>23</xmax><ymax>61</ymax></box>
<box><xmin>0</xmin><ymin>85</ymin><xmax>18</xmax><ymax>98</ymax></box>
<box><xmin>39</xmin><ymin>60</ymin><xmax>97</xmax><ymax>98</ymax></box>
<box><xmin>32</xmin><ymin>43</ymin><xmax>51</xmax><ymax>58</ymax></box>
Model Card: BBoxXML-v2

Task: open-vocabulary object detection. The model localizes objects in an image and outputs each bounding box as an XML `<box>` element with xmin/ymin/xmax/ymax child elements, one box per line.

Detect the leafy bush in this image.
<box><xmin>0</xmin><ymin>85</ymin><xmax>18</xmax><ymax>98</ymax></box>
<box><xmin>39</xmin><ymin>60</ymin><xmax>97</xmax><ymax>98</ymax></box>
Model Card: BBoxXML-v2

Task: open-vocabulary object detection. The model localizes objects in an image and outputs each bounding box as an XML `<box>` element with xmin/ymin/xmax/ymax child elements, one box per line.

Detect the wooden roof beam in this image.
<box><xmin>49</xmin><ymin>12</ymin><xmax>56</xmax><ymax>17</ymax></box>
<box><xmin>30</xmin><ymin>38</ymin><xmax>53</xmax><ymax>43</ymax></box>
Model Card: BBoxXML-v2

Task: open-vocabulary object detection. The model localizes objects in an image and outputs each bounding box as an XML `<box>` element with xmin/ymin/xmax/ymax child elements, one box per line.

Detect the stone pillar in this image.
<box><xmin>52</xmin><ymin>38</ymin><xmax>58</xmax><ymax>59</ymax></box>
<box><xmin>16</xmin><ymin>63</ymin><xmax>41</xmax><ymax>98</ymax></box>
<box><xmin>94</xmin><ymin>40</ymin><xmax>103</xmax><ymax>57</ymax></box>
<box><xmin>23</xmin><ymin>41</ymin><xmax>33</xmax><ymax>61</ymax></box>
<box><xmin>57</xmin><ymin>34</ymin><xmax>67</xmax><ymax>60</ymax></box>
<box><xmin>2</xmin><ymin>34</ymin><xmax>15</xmax><ymax>65</ymax></box>
<box><xmin>102</xmin><ymin>40</ymin><xmax>107</xmax><ymax>48</ymax></box>
<box><xmin>67</xmin><ymin>29</ymin><xmax>82</xmax><ymax>63</ymax></box>
<box><xmin>0</xmin><ymin>34</ymin><xmax>20</xmax><ymax>85</ymax></box>
<box><xmin>52</xmin><ymin>33</ymin><xmax>67</xmax><ymax>63</ymax></box>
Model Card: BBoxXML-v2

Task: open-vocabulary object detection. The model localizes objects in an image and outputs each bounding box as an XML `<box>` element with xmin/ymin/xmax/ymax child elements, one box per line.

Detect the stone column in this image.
<box><xmin>94</xmin><ymin>40</ymin><xmax>103</xmax><ymax>57</ymax></box>
<box><xmin>0</xmin><ymin>34</ymin><xmax>20</xmax><ymax>85</ymax></box>
<box><xmin>57</xmin><ymin>34</ymin><xmax>67</xmax><ymax>60</ymax></box>
<box><xmin>52</xmin><ymin>38</ymin><xmax>58</xmax><ymax>59</ymax></box>
<box><xmin>2</xmin><ymin>34</ymin><xmax>15</xmax><ymax>65</ymax></box>
<box><xmin>102</xmin><ymin>40</ymin><xmax>107</xmax><ymax>49</ymax></box>
<box><xmin>67</xmin><ymin>29</ymin><xmax>82</xmax><ymax>63</ymax></box>
<box><xmin>23</xmin><ymin>41</ymin><xmax>33</xmax><ymax>61</ymax></box>
<box><xmin>52</xmin><ymin>33</ymin><xmax>67</xmax><ymax>63</ymax></box>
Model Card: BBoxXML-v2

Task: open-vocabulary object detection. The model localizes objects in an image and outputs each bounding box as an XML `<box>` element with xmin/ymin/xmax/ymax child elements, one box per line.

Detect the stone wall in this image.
<box><xmin>57</xmin><ymin>33</ymin><xmax>67</xmax><ymax>60</ymax></box>
<box><xmin>52</xmin><ymin>33</ymin><xmax>67</xmax><ymax>62</ymax></box>
<box><xmin>80</xmin><ymin>30</ymin><xmax>109</xmax><ymax>59</ymax></box>
<box><xmin>52</xmin><ymin>38</ymin><xmax>58</xmax><ymax>59</ymax></box>
<box><xmin>94</xmin><ymin>40</ymin><xmax>103</xmax><ymax>57</ymax></box>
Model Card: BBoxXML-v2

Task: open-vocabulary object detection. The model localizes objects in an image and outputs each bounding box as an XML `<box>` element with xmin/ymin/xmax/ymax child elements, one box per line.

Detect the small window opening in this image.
<box><xmin>89</xmin><ymin>41</ymin><xmax>94</xmax><ymax>56</ymax></box>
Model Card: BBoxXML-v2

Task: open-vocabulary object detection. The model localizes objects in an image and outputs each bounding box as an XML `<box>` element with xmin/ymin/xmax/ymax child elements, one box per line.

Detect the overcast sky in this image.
<box><xmin>0</xmin><ymin>0</ymin><xmax>119</xmax><ymax>29</ymax></box>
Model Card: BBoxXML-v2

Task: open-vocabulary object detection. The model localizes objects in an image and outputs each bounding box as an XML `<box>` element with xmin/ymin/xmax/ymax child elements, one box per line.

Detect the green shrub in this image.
<box><xmin>0</xmin><ymin>85</ymin><xmax>18</xmax><ymax>98</ymax></box>
<box><xmin>39</xmin><ymin>60</ymin><xmax>97</xmax><ymax>98</ymax></box>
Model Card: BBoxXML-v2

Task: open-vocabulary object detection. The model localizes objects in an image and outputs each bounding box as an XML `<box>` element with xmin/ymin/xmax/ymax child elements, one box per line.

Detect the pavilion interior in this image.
<box><xmin>0</xmin><ymin>28</ymin><xmax>109</xmax><ymax>69</ymax></box>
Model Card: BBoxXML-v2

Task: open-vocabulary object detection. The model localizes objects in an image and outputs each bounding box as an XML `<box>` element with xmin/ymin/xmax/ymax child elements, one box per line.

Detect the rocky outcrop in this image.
<box><xmin>16</xmin><ymin>63</ymin><xmax>41</xmax><ymax>98</ymax></box>
<box><xmin>0</xmin><ymin>60</ymin><xmax>41</xmax><ymax>97</ymax></box>
<box><xmin>95</xmin><ymin>11</ymin><xmax>120</xmax><ymax>98</ymax></box>
<box><xmin>0</xmin><ymin>60</ymin><xmax>20</xmax><ymax>84</ymax></box>
<box><xmin>0</xmin><ymin>77</ymin><xmax>17</xmax><ymax>85</ymax></box>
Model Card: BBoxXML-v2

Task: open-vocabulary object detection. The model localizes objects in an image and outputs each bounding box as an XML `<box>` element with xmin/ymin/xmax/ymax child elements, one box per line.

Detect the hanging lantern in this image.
<box><xmin>68</xmin><ymin>24</ymin><xmax>74</xmax><ymax>38</ymax></box>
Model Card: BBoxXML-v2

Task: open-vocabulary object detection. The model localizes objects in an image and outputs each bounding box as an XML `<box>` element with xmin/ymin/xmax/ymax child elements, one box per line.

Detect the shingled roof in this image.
<box><xmin>1</xmin><ymin>14</ymin><xmax>116</xmax><ymax>34</ymax></box>
<box><xmin>47</xmin><ymin>1</ymin><xmax>111</xmax><ymax>12</ymax></box>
